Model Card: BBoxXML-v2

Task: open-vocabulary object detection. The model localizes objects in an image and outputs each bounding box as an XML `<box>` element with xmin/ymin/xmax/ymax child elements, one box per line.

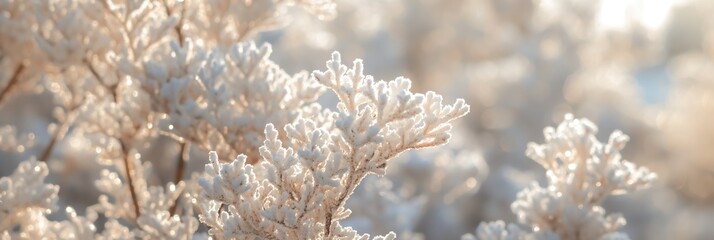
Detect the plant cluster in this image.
<box><xmin>0</xmin><ymin>0</ymin><xmax>670</xmax><ymax>239</ymax></box>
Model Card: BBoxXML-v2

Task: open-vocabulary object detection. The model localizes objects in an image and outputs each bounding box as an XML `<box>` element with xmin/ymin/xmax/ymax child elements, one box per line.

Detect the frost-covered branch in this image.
<box><xmin>0</xmin><ymin>160</ymin><xmax>59</xmax><ymax>234</ymax></box>
<box><xmin>464</xmin><ymin>115</ymin><xmax>656</xmax><ymax>240</ymax></box>
<box><xmin>0</xmin><ymin>64</ymin><xmax>25</xmax><ymax>106</ymax></box>
<box><xmin>196</xmin><ymin>52</ymin><xmax>469</xmax><ymax>239</ymax></box>
<box><xmin>119</xmin><ymin>40</ymin><xmax>324</xmax><ymax>164</ymax></box>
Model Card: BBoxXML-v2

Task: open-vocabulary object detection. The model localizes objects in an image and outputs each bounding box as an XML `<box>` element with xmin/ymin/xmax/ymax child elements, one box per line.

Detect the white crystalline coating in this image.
<box><xmin>465</xmin><ymin>115</ymin><xmax>656</xmax><ymax>240</ymax></box>
<box><xmin>0</xmin><ymin>160</ymin><xmax>59</xmax><ymax>227</ymax></box>
<box><xmin>117</xmin><ymin>40</ymin><xmax>325</xmax><ymax>163</ymax></box>
<box><xmin>0</xmin><ymin>160</ymin><xmax>61</xmax><ymax>237</ymax></box>
<box><xmin>196</xmin><ymin>52</ymin><xmax>469</xmax><ymax>239</ymax></box>
<box><xmin>0</xmin><ymin>0</ymin><xmax>477</xmax><ymax>239</ymax></box>
<box><xmin>89</xmin><ymin>155</ymin><xmax>199</xmax><ymax>239</ymax></box>
<box><xmin>0</xmin><ymin>147</ymin><xmax>198</xmax><ymax>239</ymax></box>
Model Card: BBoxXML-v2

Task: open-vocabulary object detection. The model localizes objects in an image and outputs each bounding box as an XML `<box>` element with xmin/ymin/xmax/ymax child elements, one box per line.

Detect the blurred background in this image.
<box><xmin>3</xmin><ymin>0</ymin><xmax>714</xmax><ymax>239</ymax></box>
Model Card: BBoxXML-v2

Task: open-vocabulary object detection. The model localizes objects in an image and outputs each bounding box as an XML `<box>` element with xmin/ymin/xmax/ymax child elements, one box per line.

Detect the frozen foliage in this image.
<box><xmin>2</xmin><ymin>0</ymin><xmax>704</xmax><ymax>239</ymax></box>
<box><xmin>90</xmin><ymin>156</ymin><xmax>199</xmax><ymax>239</ymax></box>
<box><xmin>465</xmin><ymin>115</ymin><xmax>656</xmax><ymax>240</ymax></box>
<box><xmin>119</xmin><ymin>40</ymin><xmax>323</xmax><ymax>163</ymax></box>
<box><xmin>197</xmin><ymin>52</ymin><xmax>469</xmax><ymax>239</ymax></box>
<box><xmin>0</xmin><ymin>158</ymin><xmax>197</xmax><ymax>239</ymax></box>
<box><xmin>0</xmin><ymin>0</ymin><xmax>336</xmax><ymax>107</ymax></box>
<box><xmin>0</xmin><ymin>160</ymin><xmax>59</xmax><ymax>236</ymax></box>
<box><xmin>0</xmin><ymin>160</ymin><xmax>95</xmax><ymax>240</ymax></box>
<box><xmin>1</xmin><ymin>0</ymin><xmax>472</xmax><ymax>237</ymax></box>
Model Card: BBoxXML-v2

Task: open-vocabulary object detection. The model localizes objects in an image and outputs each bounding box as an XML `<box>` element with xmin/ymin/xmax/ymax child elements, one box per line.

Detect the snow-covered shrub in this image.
<box><xmin>464</xmin><ymin>115</ymin><xmax>656</xmax><ymax>240</ymax></box>
<box><xmin>3</xmin><ymin>0</ymin><xmax>710</xmax><ymax>239</ymax></box>
<box><xmin>196</xmin><ymin>52</ymin><xmax>469</xmax><ymax>239</ymax></box>
<box><xmin>0</xmin><ymin>0</ymin><xmax>473</xmax><ymax>238</ymax></box>
<box><xmin>0</xmin><ymin>51</ymin><xmax>469</xmax><ymax>239</ymax></box>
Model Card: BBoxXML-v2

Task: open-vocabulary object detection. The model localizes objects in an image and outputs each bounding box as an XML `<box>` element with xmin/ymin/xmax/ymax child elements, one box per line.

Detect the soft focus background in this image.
<box><xmin>3</xmin><ymin>0</ymin><xmax>714</xmax><ymax>239</ymax></box>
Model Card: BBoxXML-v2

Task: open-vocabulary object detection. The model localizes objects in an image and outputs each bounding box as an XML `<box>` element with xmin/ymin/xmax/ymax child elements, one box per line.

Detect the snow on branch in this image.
<box><xmin>464</xmin><ymin>114</ymin><xmax>656</xmax><ymax>240</ymax></box>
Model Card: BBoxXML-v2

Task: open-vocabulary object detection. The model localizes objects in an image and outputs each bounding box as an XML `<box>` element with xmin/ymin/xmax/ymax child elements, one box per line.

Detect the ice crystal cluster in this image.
<box><xmin>465</xmin><ymin>115</ymin><xmax>656</xmax><ymax>240</ymax></box>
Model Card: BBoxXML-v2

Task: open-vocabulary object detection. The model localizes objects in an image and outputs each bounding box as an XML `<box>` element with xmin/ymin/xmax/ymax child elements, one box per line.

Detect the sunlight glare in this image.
<box><xmin>597</xmin><ymin>0</ymin><xmax>684</xmax><ymax>30</ymax></box>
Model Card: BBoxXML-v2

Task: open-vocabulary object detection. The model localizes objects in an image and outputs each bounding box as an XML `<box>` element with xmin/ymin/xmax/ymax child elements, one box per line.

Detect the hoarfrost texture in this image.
<box><xmin>6</xmin><ymin>0</ymin><xmax>707</xmax><ymax>239</ymax></box>
<box><xmin>197</xmin><ymin>51</ymin><xmax>469</xmax><ymax>239</ymax></box>
<box><xmin>464</xmin><ymin>115</ymin><xmax>656</xmax><ymax>240</ymax></box>
<box><xmin>0</xmin><ymin>0</ymin><xmax>473</xmax><ymax>239</ymax></box>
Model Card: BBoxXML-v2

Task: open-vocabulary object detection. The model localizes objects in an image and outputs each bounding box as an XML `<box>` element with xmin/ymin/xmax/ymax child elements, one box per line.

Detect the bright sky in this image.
<box><xmin>596</xmin><ymin>0</ymin><xmax>685</xmax><ymax>30</ymax></box>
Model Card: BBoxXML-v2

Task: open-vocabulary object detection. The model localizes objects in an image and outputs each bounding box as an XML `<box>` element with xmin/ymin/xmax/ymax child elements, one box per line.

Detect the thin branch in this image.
<box><xmin>173</xmin><ymin>142</ymin><xmax>189</xmax><ymax>186</ymax></box>
<box><xmin>39</xmin><ymin>115</ymin><xmax>71</xmax><ymax>162</ymax></box>
<box><xmin>84</xmin><ymin>58</ymin><xmax>120</xmax><ymax>102</ymax></box>
<box><xmin>0</xmin><ymin>64</ymin><xmax>26</xmax><ymax>106</ymax></box>
<box><xmin>169</xmin><ymin>141</ymin><xmax>189</xmax><ymax>215</ymax></box>
<box><xmin>120</xmin><ymin>140</ymin><xmax>142</xmax><ymax>218</ymax></box>
<box><xmin>176</xmin><ymin>1</ymin><xmax>187</xmax><ymax>46</ymax></box>
<box><xmin>163</xmin><ymin>0</ymin><xmax>186</xmax><ymax>47</ymax></box>
<box><xmin>325</xmin><ymin>151</ymin><xmax>362</xmax><ymax>237</ymax></box>
<box><xmin>325</xmin><ymin>174</ymin><xmax>361</xmax><ymax>237</ymax></box>
<box><xmin>38</xmin><ymin>99</ymin><xmax>83</xmax><ymax>162</ymax></box>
